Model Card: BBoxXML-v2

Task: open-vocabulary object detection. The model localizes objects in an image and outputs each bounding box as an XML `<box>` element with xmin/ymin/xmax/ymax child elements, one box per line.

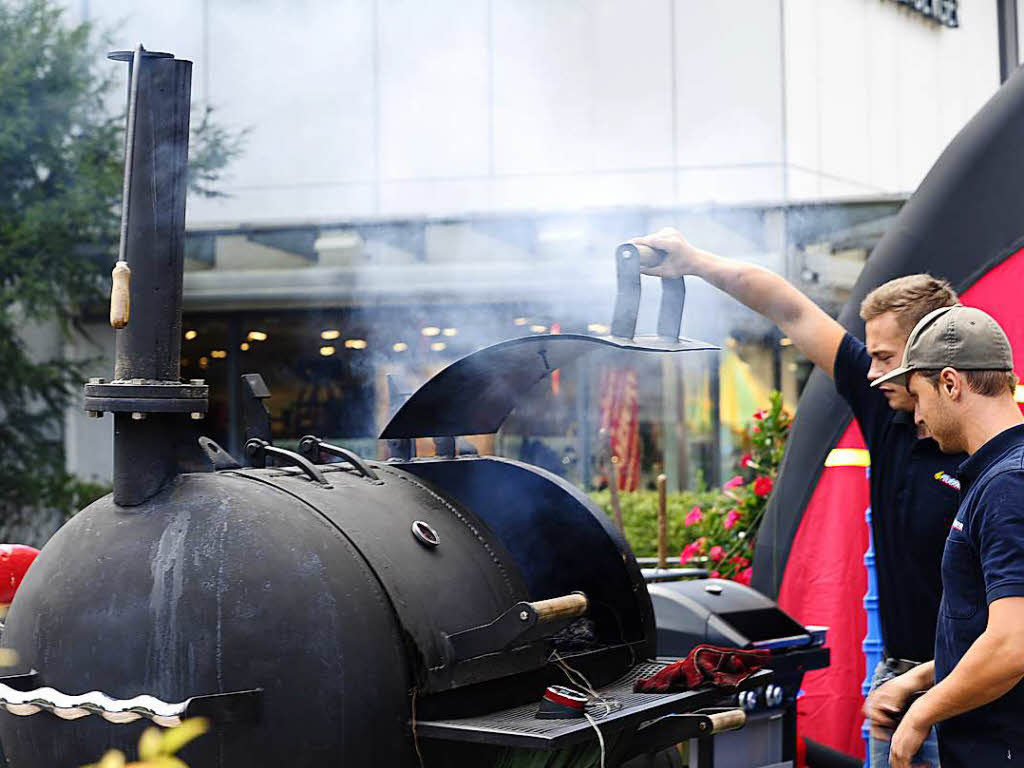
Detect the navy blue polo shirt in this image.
<box><xmin>834</xmin><ymin>333</ymin><xmax>964</xmax><ymax>661</ymax></box>
<box><xmin>935</xmin><ymin>423</ymin><xmax>1024</xmax><ymax>766</ymax></box>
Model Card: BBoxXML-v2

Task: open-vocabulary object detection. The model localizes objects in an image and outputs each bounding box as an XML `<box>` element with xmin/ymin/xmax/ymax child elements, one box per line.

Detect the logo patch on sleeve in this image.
<box><xmin>934</xmin><ymin>471</ymin><xmax>961</xmax><ymax>491</ymax></box>
<box><xmin>952</xmin><ymin>519</ymin><xmax>964</xmax><ymax>532</ymax></box>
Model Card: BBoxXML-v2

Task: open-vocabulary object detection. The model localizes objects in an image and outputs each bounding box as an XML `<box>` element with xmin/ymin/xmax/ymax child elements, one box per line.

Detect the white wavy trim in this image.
<box><xmin>0</xmin><ymin>682</ymin><xmax>188</xmax><ymax>727</ymax></box>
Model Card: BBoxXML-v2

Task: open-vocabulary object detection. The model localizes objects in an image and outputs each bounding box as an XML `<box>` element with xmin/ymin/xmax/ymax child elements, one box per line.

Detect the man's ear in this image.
<box><xmin>941</xmin><ymin>367</ymin><xmax>961</xmax><ymax>400</ymax></box>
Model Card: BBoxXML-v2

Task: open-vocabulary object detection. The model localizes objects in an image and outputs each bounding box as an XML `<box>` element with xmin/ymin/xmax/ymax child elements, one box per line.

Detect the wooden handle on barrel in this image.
<box><xmin>530</xmin><ymin>593</ymin><xmax>588</xmax><ymax>623</ymax></box>
<box><xmin>707</xmin><ymin>709</ymin><xmax>746</xmax><ymax>734</ymax></box>
<box><xmin>110</xmin><ymin>260</ymin><xmax>131</xmax><ymax>329</ymax></box>
<box><xmin>656</xmin><ymin>473</ymin><xmax>668</xmax><ymax>569</ymax></box>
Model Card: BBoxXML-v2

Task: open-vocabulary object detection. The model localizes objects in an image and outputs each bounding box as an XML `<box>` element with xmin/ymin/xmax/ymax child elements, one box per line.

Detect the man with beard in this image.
<box><xmin>864</xmin><ymin>305</ymin><xmax>1024</xmax><ymax>767</ymax></box>
<box><xmin>633</xmin><ymin>227</ymin><xmax>962</xmax><ymax>764</ymax></box>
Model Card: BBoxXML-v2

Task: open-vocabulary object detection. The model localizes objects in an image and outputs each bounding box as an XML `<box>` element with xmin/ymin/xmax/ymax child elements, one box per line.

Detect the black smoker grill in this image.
<box><xmin>648</xmin><ymin>578</ymin><xmax>831</xmax><ymax>767</ymax></box>
<box><xmin>0</xmin><ymin>46</ymin><xmax>817</xmax><ymax>768</ymax></box>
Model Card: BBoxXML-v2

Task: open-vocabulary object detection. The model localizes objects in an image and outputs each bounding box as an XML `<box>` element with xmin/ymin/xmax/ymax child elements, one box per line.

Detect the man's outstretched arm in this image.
<box><xmin>634</xmin><ymin>227</ymin><xmax>846</xmax><ymax>378</ymax></box>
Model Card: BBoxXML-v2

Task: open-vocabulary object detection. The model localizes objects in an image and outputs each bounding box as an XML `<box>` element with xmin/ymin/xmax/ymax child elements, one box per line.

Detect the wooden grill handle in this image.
<box><xmin>708</xmin><ymin>709</ymin><xmax>746</xmax><ymax>734</ymax></box>
<box><xmin>110</xmin><ymin>261</ymin><xmax>131</xmax><ymax>329</ymax></box>
<box><xmin>530</xmin><ymin>593</ymin><xmax>588</xmax><ymax>623</ymax></box>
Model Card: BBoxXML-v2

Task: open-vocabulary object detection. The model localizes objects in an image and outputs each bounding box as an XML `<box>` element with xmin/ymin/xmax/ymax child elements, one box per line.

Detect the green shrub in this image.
<box><xmin>591</xmin><ymin>391</ymin><xmax>791</xmax><ymax>584</ymax></box>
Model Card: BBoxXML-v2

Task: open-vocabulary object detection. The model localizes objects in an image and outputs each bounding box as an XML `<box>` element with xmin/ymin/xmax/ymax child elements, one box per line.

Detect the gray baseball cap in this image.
<box><xmin>871</xmin><ymin>305</ymin><xmax>1014</xmax><ymax>389</ymax></box>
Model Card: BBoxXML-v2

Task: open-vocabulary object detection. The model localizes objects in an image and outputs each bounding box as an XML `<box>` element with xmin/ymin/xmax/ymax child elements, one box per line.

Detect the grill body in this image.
<box><xmin>0</xmin><ymin>458</ymin><xmax>653</xmax><ymax>767</ymax></box>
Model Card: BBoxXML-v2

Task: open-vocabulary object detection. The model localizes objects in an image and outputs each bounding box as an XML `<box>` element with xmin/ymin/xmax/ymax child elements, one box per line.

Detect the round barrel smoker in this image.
<box><xmin>0</xmin><ymin>46</ymin><xmax>753</xmax><ymax>768</ymax></box>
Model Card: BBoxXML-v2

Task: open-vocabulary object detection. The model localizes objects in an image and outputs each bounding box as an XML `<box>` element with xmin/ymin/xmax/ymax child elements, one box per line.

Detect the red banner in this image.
<box><xmin>599</xmin><ymin>368</ymin><xmax>641</xmax><ymax>491</ymax></box>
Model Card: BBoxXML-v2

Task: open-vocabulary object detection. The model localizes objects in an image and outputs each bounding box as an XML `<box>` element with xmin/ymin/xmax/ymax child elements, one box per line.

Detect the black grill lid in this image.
<box><xmin>380</xmin><ymin>333</ymin><xmax>716</xmax><ymax>439</ymax></box>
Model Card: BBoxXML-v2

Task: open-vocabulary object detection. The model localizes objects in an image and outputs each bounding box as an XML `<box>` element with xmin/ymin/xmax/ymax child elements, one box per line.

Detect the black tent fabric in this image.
<box><xmin>753</xmin><ymin>63</ymin><xmax>1024</xmax><ymax>597</ymax></box>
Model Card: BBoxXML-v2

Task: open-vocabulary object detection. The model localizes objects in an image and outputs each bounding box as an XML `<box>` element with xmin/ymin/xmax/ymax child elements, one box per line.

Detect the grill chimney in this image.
<box><xmin>82</xmin><ymin>46</ymin><xmax>207</xmax><ymax>506</ymax></box>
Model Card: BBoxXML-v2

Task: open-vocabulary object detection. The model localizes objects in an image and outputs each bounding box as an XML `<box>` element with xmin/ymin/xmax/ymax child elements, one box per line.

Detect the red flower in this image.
<box><xmin>681</xmin><ymin>537</ymin><xmax>709</xmax><ymax>563</ymax></box>
<box><xmin>685</xmin><ymin>506</ymin><xmax>703</xmax><ymax>525</ymax></box>
<box><xmin>680</xmin><ymin>542</ymin><xmax>701</xmax><ymax>563</ymax></box>
<box><xmin>709</xmin><ymin>545</ymin><xmax>725</xmax><ymax>561</ymax></box>
<box><xmin>724</xmin><ymin>508</ymin><xmax>741</xmax><ymax>530</ymax></box>
<box><xmin>752</xmin><ymin>425</ymin><xmax>761</xmax><ymax>434</ymax></box>
<box><xmin>730</xmin><ymin>555</ymin><xmax>750</xmax><ymax>567</ymax></box>
<box><xmin>738</xmin><ymin>453</ymin><xmax>752</xmax><ymax>469</ymax></box>
<box><xmin>709</xmin><ymin>570</ymin><xmax>721</xmax><ymax>579</ymax></box>
<box><xmin>734</xmin><ymin>567</ymin><xmax>753</xmax><ymax>586</ymax></box>
<box><xmin>753</xmin><ymin>475</ymin><xmax>774</xmax><ymax>497</ymax></box>
<box><xmin>722</xmin><ymin>475</ymin><xmax>744</xmax><ymax>490</ymax></box>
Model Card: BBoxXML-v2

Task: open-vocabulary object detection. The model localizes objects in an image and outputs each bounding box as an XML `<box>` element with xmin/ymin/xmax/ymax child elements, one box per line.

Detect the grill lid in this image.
<box><xmin>383</xmin><ymin>242</ymin><xmax>719</xmax><ymax>439</ymax></box>
<box><xmin>380</xmin><ymin>333</ymin><xmax>715</xmax><ymax>439</ymax></box>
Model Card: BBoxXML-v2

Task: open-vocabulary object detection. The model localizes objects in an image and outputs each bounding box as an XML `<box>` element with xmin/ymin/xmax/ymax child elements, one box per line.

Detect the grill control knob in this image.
<box><xmin>738</xmin><ymin>690</ymin><xmax>758</xmax><ymax>711</ymax></box>
<box><xmin>765</xmin><ymin>684</ymin><xmax>784</xmax><ymax>708</ymax></box>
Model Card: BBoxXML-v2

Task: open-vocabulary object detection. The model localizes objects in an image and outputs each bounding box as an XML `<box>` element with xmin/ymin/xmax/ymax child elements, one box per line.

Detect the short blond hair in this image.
<box><xmin>859</xmin><ymin>274</ymin><xmax>959</xmax><ymax>335</ymax></box>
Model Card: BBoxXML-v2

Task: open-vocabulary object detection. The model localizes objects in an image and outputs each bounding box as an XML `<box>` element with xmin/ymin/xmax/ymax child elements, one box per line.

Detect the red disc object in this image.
<box><xmin>0</xmin><ymin>545</ymin><xmax>39</xmax><ymax>604</ymax></box>
<box><xmin>543</xmin><ymin>685</ymin><xmax>587</xmax><ymax>711</ymax></box>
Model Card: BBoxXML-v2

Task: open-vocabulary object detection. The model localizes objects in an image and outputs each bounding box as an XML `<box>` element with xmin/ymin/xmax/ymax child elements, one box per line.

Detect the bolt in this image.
<box><xmin>87</xmin><ymin>411</ymin><xmax>102</xmax><ymax>418</ymax></box>
<box><xmin>88</xmin><ymin>377</ymin><xmax>105</xmax><ymax>385</ymax></box>
<box><xmin>698</xmin><ymin>721</ymin><xmax>707</xmax><ymax>732</ymax></box>
<box><xmin>189</xmin><ymin>379</ymin><xmax>205</xmax><ymax>386</ymax></box>
<box><xmin>131</xmin><ymin>412</ymin><xmax>146</xmax><ymax>421</ymax></box>
<box><xmin>519</xmin><ymin>611</ymin><xmax>530</xmax><ymax>621</ymax></box>
<box><xmin>190</xmin><ymin>412</ymin><xmax>204</xmax><ymax>420</ymax></box>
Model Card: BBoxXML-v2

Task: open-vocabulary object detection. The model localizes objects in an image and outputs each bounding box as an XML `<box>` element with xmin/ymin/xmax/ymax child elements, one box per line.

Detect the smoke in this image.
<box><xmin>59</xmin><ymin>1</ymin><xmax>909</xmax><ymax>488</ymax></box>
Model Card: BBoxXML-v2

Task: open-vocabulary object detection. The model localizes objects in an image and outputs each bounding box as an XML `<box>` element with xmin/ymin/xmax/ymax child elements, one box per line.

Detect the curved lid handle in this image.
<box><xmin>612</xmin><ymin>243</ymin><xmax>686</xmax><ymax>341</ymax></box>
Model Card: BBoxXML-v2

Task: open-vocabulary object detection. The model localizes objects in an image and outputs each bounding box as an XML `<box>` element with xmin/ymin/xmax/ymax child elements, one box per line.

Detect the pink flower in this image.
<box><xmin>724</xmin><ymin>508</ymin><xmax>741</xmax><ymax>530</ymax></box>
<box><xmin>709</xmin><ymin>570</ymin><xmax>721</xmax><ymax>579</ymax></box>
<box><xmin>734</xmin><ymin>567</ymin><xmax>753</xmax><ymax>586</ymax></box>
<box><xmin>752</xmin><ymin>425</ymin><xmax>761</xmax><ymax>434</ymax></box>
<box><xmin>723</xmin><ymin>475</ymin><xmax>744</xmax><ymax>490</ymax></box>
<box><xmin>753</xmin><ymin>476</ymin><xmax>774</xmax><ymax>497</ymax></box>
<box><xmin>753</xmin><ymin>410</ymin><xmax>766</xmax><ymax>421</ymax></box>
<box><xmin>685</xmin><ymin>506</ymin><xmax>703</xmax><ymax>526</ymax></box>
<box><xmin>680</xmin><ymin>541</ymin><xmax>701</xmax><ymax>563</ymax></box>
<box><xmin>730</xmin><ymin>555</ymin><xmax>750</xmax><ymax>567</ymax></box>
<box><xmin>709</xmin><ymin>545</ymin><xmax>725</xmax><ymax>561</ymax></box>
<box><xmin>738</xmin><ymin>454</ymin><xmax>752</xmax><ymax>469</ymax></box>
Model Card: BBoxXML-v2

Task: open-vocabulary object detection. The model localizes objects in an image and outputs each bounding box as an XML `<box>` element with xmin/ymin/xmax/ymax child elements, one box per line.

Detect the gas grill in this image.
<box><xmin>648</xmin><ymin>578</ymin><xmax>831</xmax><ymax>768</ymax></box>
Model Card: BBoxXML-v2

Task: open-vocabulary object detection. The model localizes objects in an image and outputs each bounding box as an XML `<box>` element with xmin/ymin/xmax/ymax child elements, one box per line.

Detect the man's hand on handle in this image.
<box><xmin>631</xmin><ymin>228</ymin><xmax>709</xmax><ymax>279</ymax></box>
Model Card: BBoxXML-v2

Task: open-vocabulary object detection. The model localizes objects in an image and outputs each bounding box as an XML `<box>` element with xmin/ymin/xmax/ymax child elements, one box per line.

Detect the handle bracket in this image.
<box><xmin>244</xmin><ymin>438</ymin><xmax>330</xmax><ymax>487</ymax></box>
<box><xmin>444</xmin><ymin>592</ymin><xmax>588</xmax><ymax>663</ymax></box>
<box><xmin>297</xmin><ymin>435</ymin><xmax>382</xmax><ymax>484</ymax></box>
<box><xmin>611</xmin><ymin>243</ymin><xmax>686</xmax><ymax>341</ymax></box>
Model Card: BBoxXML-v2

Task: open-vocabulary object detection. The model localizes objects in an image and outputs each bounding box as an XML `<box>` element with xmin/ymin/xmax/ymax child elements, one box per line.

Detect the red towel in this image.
<box><xmin>633</xmin><ymin>645</ymin><xmax>770</xmax><ymax>693</ymax></box>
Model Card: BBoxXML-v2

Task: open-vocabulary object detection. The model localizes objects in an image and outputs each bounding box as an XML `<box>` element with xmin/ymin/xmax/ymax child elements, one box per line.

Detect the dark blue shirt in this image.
<box><xmin>834</xmin><ymin>333</ymin><xmax>964</xmax><ymax>661</ymax></box>
<box><xmin>935</xmin><ymin>423</ymin><xmax>1024</xmax><ymax>766</ymax></box>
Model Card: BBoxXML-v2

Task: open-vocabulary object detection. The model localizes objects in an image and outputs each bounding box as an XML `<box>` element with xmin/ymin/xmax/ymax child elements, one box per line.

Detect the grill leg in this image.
<box><xmin>690</xmin><ymin>736</ymin><xmax>714</xmax><ymax>768</ymax></box>
<box><xmin>782</xmin><ymin>703</ymin><xmax>798</xmax><ymax>762</ymax></box>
